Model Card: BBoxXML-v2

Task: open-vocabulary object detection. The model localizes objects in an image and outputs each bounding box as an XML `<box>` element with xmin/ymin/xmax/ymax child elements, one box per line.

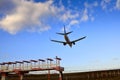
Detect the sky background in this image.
<box><xmin>0</xmin><ymin>0</ymin><xmax>120</xmax><ymax>72</ymax></box>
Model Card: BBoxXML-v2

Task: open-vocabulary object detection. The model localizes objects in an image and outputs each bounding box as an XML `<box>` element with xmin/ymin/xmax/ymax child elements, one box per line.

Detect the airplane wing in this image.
<box><xmin>51</xmin><ymin>40</ymin><xmax>66</xmax><ymax>44</ymax></box>
<box><xmin>51</xmin><ymin>40</ymin><xmax>67</xmax><ymax>45</ymax></box>
<box><xmin>71</xmin><ymin>36</ymin><xmax>86</xmax><ymax>43</ymax></box>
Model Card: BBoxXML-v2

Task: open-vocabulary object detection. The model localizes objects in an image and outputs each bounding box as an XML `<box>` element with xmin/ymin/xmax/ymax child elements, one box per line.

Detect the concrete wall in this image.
<box><xmin>1</xmin><ymin>69</ymin><xmax>120</xmax><ymax>80</ymax></box>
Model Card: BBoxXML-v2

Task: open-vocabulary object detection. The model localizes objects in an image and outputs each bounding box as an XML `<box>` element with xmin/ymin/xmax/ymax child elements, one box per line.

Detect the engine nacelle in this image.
<box><xmin>63</xmin><ymin>43</ymin><xmax>66</xmax><ymax>45</ymax></box>
<box><xmin>72</xmin><ymin>42</ymin><xmax>75</xmax><ymax>45</ymax></box>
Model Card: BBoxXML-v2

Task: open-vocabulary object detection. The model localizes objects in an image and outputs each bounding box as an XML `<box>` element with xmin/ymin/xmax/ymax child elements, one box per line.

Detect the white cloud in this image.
<box><xmin>65</xmin><ymin>19</ymin><xmax>79</xmax><ymax>31</ymax></box>
<box><xmin>0</xmin><ymin>0</ymin><xmax>99</xmax><ymax>34</ymax></box>
<box><xmin>0</xmin><ymin>0</ymin><xmax>81</xmax><ymax>34</ymax></box>
<box><xmin>0</xmin><ymin>0</ymin><xmax>57</xmax><ymax>34</ymax></box>
<box><xmin>83</xmin><ymin>1</ymin><xmax>98</xmax><ymax>23</ymax></box>
<box><xmin>93</xmin><ymin>1</ymin><xmax>98</xmax><ymax>7</ymax></box>
<box><xmin>80</xmin><ymin>9</ymin><xmax>89</xmax><ymax>22</ymax></box>
<box><xmin>84</xmin><ymin>1</ymin><xmax>98</xmax><ymax>9</ymax></box>
<box><xmin>116</xmin><ymin>0</ymin><xmax>120</xmax><ymax>10</ymax></box>
<box><xmin>101</xmin><ymin>0</ymin><xmax>111</xmax><ymax>10</ymax></box>
<box><xmin>60</xmin><ymin>10</ymin><xmax>79</xmax><ymax>22</ymax></box>
<box><xmin>69</xmin><ymin>20</ymin><xmax>79</xmax><ymax>26</ymax></box>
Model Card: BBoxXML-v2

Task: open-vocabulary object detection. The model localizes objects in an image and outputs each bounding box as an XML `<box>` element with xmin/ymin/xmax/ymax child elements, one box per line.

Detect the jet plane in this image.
<box><xmin>51</xmin><ymin>26</ymin><xmax>86</xmax><ymax>47</ymax></box>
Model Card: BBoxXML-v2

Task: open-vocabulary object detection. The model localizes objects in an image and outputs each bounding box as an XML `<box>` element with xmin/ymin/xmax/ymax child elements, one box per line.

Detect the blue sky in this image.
<box><xmin>0</xmin><ymin>0</ymin><xmax>120</xmax><ymax>72</ymax></box>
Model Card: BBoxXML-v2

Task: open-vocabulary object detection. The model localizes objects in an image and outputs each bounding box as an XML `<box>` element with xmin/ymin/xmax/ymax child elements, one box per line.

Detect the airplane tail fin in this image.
<box><xmin>64</xmin><ymin>25</ymin><xmax>73</xmax><ymax>35</ymax></box>
<box><xmin>64</xmin><ymin>25</ymin><xmax>66</xmax><ymax>34</ymax></box>
<box><xmin>56</xmin><ymin>25</ymin><xmax>73</xmax><ymax>35</ymax></box>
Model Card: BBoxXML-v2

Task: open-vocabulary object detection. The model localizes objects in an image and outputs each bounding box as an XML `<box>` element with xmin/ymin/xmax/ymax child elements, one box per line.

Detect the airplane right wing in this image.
<box><xmin>71</xmin><ymin>36</ymin><xmax>86</xmax><ymax>43</ymax></box>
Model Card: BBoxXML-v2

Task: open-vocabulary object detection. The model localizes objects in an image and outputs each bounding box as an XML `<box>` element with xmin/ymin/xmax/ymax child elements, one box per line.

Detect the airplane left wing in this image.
<box><xmin>71</xmin><ymin>36</ymin><xmax>86</xmax><ymax>43</ymax></box>
<box><xmin>51</xmin><ymin>40</ymin><xmax>67</xmax><ymax>45</ymax></box>
<box><xmin>51</xmin><ymin>40</ymin><xmax>65</xmax><ymax>43</ymax></box>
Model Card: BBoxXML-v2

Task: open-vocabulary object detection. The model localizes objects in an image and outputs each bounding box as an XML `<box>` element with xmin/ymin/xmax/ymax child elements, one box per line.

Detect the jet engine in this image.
<box><xmin>63</xmin><ymin>43</ymin><xmax>66</xmax><ymax>45</ymax></box>
<box><xmin>72</xmin><ymin>42</ymin><xmax>75</xmax><ymax>45</ymax></box>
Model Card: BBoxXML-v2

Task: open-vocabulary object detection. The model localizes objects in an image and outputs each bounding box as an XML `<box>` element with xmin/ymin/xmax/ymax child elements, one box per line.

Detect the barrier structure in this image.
<box><xmin>0</xmin><ymin>56</ymin><xmax>64</xmax><ymax>80</ymax></box>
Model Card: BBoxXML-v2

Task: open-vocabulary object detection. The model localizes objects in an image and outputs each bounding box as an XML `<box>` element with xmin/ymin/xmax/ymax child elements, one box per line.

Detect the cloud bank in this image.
<box><xmin>0</xmin><ymin>0</ymin><xmax>81</xmax><ymax>34</ymax></box>
<box><xmin>0</xmin><ymin>0</ymin><xmax>95</xmax><ymax>34</ymax></box>
<box><xmin>116</xmin><ymin>0</ymin><xmax>120</xmax><ymax>10</ymax></box>
<box><xmin>0</xmin><ymin>0</ymin><xmax>56</xmax><ymax>34</ymax></box>
<box><xmin>0</xmin><ymin>0</ymin><xmax>119</xmax><ymax>34</ymax></box>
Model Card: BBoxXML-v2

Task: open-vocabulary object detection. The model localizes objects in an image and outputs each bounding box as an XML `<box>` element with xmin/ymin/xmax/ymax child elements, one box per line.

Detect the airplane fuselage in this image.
<box><xmin>64</xmin><ymin>34</ymin><xmax>72</xmax><ymax>47</ymax></box>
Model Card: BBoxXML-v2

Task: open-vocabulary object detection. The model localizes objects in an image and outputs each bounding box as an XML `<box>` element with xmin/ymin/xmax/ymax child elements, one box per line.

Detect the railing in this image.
<box><xmin>0</xmin><ymin>56</ymin><xmax>62</xmax><ymax>72</ymax></box>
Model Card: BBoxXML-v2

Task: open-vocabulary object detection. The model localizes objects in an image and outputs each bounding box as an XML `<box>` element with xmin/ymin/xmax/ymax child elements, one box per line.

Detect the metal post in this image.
<box><xmin>55</xmin><ymin>56</ymin><xmax>61</xmax><ymax>67</ymax></box>
<box><xmin>1</xmin><ymin>73</ymin><xmax>7</xmax><ymax>80</ymax></box>
<box><xmin>59</xmin><ymin>71</ymin><xmax>63</xmax><ymax>80</ymax></box>
<box><xmin>47</xmin><ymin>59</ymin><xmax>49</xmax><ymax>68</ymax></box>
<box><xmin>30</xmin><ymin>62</ymin><xmax>32</xmax><ymax>69</ymax></box>
<box><xmin>38</xmin><ymin>59</ymin><xmax>45</xmax><ymax>68</ymax></box>
<box><xmin>17</xmin><ymin>71</ymin><xmax>28</xmax><ymax>80</ymax></box>
<box><xmin>48</xmin><ymin>70</ymin><xmax>50</xmax><ymax>80</ymax></box>
<box><xmin>19</xmin><ymin>73</ymin><xmax>23</xmax><ymax>80</ymax></box>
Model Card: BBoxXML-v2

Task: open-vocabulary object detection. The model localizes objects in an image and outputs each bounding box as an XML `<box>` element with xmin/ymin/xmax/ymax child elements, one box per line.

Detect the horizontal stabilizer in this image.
<box><xmin>56</xmin><ymin>31</ymin><xmax>73</xmax><ymax>35</ymax></box>
<box><xmin>66</xmin><ymin>31</ymin><xmax>73</xmax><ymax>35</ymax></box>
<box><xmin>56</xmin><ymin>33</ymin><xmax>65</xmax><ymax>35</ymax></box>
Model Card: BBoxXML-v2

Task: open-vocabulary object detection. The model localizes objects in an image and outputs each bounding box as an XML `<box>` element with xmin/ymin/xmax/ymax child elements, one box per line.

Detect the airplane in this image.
<box><xmin>51</xmin><ymin>26</ymin><xmax>86</xmax><ymax>47</ymax></box>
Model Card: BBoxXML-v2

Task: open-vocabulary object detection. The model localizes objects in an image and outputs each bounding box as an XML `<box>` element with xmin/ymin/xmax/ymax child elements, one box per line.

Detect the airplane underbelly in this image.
<box><xmin>65</xmin><ymin>36</ymin><xmax>70</xmax><ymax>44</ymax></box>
